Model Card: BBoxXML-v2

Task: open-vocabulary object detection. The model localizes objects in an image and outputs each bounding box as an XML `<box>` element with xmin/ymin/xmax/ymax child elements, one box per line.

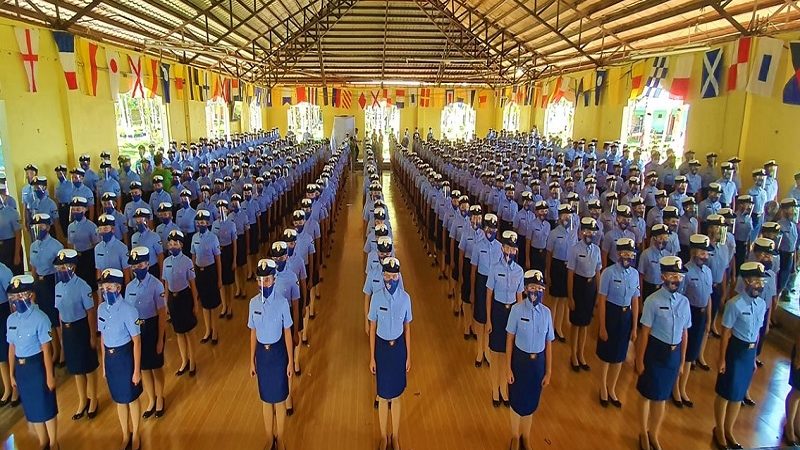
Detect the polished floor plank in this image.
<box><xmin>0</xmin><ymin>170</ymin><xmax>795</xmax><ymax>449</ymax></box>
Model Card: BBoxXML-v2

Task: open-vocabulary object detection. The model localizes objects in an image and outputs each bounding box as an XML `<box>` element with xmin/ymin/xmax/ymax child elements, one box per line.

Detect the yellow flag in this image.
<box><xmin>77</xmin><ymin>38</ymin><xmax>100</xmax><ymax>96</ymax></box>
<box><xmin>173</xmin><ymin>64</ymin><xmax>185</xmax><ymax>100</ymax></box>
<box><xmin>629</xmin><ymin>60</ymin><xmax>646</xmax><ymax>100</ymax></box>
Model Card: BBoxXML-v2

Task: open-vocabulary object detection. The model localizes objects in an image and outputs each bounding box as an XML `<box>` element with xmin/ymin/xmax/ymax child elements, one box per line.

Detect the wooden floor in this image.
<box><xmin>0</xmin><ymin>171</ymin><xmax>796</xmax><ymax>450</ymax></box>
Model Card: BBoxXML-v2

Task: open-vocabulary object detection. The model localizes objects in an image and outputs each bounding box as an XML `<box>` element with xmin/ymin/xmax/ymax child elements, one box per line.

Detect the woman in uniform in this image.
<box><xmin>783</xmin><ymin>308</ymin><xmax>800</xmax><ymax>446</ymax></box>
<box><xmin>0</xmin><ymin>261</ymin><xmax>18</xmax><ymax>407</ymax></box>
<box><xmin>162</xmin><ymin>230</ymin><xmax>199</xmax><ymax>377</ymax></box>
<box><xmin>28</xmin><ymin>213</ymin><xmax>64</xmax><ymax>367</ymax></box>
<box><xmin>486</xmin><ymin>230</ymin><xmax>524</xmax><ymax>407</ymax></box>
<box><xmin>458</xmin><ymin>205</ymin><xmax>482</xmax><ymax>339</ymax></box>
<box><xmin>190</xmin><ymin>210</ymin><xmax>223</xmax><ymax>344</ymax></box>
<box><xmin>175</xmin><ymin>190</ymin><xmax>196</xmax><ymax>258</ymax></box>
<box><xmin>0</xmin><ymin>177</ymin><xmax>23</xmax><ymax>276</ymax></box>
<box><xmin>131</xmin><ymin>208</ymin><xmax>164</xmax><ymax>279</ymax></box>
<box><xmin>212</xmin><ymin>199</ymin><xmax>237</xmax><ymax>319</ymax></box>
<box><xmin>635</xmin><ymin>256</ymin><xmax>691</xmax><ymax>450</ymax></box>
<box><xmin>567</xmin><ymin>217</ymin><xmax>602</xmax><ymax>372</ymax></box>
<box><xmin>126</xmin><ymin>247</ymin><xmax>167</xmax><ymax>419</ymax></box>
<box><xmin>706</xmin><ymin>214</ymin><xmax>731</xmax><ymax>338</ymax></box>
<box><xmin>505</xmin><ymin>269</ymin><xmax>553</xmax><ymax>450</ymax></box>
<box><xmin>546</xmin><ymin>204</ymin><xmax>575</xmax><ymax>342</ymax></box>
<box><xmin>248</xmin><ymin>258</ymin><xmax>294</xmax><ymax>450</ymax></box>
<box><xmin>54</xmin><ymin>249</ymin><xmax>99</xmax><ymax>420</ymax></box>
<box><xmin>368</xmin><ymin>257</ymin><xmax>412</xmax><ymax>450</ymax></box>
<box><xmin>713</xmin><ymin>261</ymin><xmax>768</xmax><ymax>450</ymax></box>
<box><xmin>6</xmin><ymin>274</ymin><xmax>59</xmax><ymax>450</ymax></box>
<box><xmin>66</xmin><ymin>196</ymin><xmax>99</xmax><ymax>299</ymax></box>
<box><xmin>596</xmin><ymin>238</ymin><xmax>640</xmax><ymax>407</ymax></box>
<box><xmin>229</xmin><ymin>194</ymin><xmax>250</xmax><ymax>299</ymax></box>
<box><xmin>470</xmin><ymin>213</ymin><xmax>501</xmax><ymax>367</ymax></box>
<box><xmin>673</xmin><ymin>234</ymin><xmax>714</xmax><ymax>407</ymax></box>
<box><xmin>97</xmin><ymin>268</ymin><xmax>142</xmax><ymax>450</ymax></box>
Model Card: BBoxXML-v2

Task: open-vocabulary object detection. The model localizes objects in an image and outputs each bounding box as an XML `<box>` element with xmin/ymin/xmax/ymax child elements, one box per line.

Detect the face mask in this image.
<box><xmin>134</xmin><ymin>267</ymin><xmax>148</xmax><ymax>281</ymax></box>
<box><xmin>55</xmin><ymin>270</ymin><xmax>72</xmax><ymax>284</ymax></box>
<box><xmin>620</xmin><ymin>257</ymin><xmax>633</xmax><ymax>269</ymax></box>
<box><xmin>155</xmin><ymin>187</ymin><xmax>163</xmax><ymax>194</ymax></box>
<box><xmin>655</xmin><ymin>240</ymin><xmax>666</xmax><ymax>251</ymax></box>
<box><xmin>197</xmin><ymin>224</ymin><xmax>208</xmax><ymax>234</ymax></box>
<box><xmin>169</xmin><ymin>248</ymin><xmax>181</xmax><ymax>257</ymax></box>
<box><xmin>276</xmin><ymin>260</ymin><xmax>287</xmax><ymax>272</ymax></box>
<box><xmin>761</xmin><ymin>259</ymin><xmax>773</xmax><ymax>271</ymax></box>
<box><xmin>123</xmin><ymin>164</ymin><xmax>131</xmax><ymax>172</ymax></box>
<box><xmin>104</xmin><ymin>206</ymin><xmax>115</xmax><ymax>215</ymax></box>
<box><xmin>101</xmin><ymin>231</ymin><xmax>113</xmax><ymax>242</ymax></box>
<box><xmin>80</xmin><ymin>162</ymin><xmax>89</xmax><ymax>170</ymax></box>
<box><xmin>583</xmin><ymin>236</ymin><xmax>593</xmax><ymax>245</ymax></box>
<box><xmin>295</xmin><ymin>224</ymin><xmax>304</xmax><ymax>233</ymax></box>
<box><xmin>136</xmin><ymin>223</ymin><xmax>147</xmax><ymax>233</ymax></box>
<box><xmin>664</xmin><ymin>280</ymin><xmax>681</xmax><ymax>293</ymax></box>
<box><xmin>385</xmin><ymin>278</ymin><xmax>400</xmax><ymax>295</ymax></box>
<box><xmin>261</xmin><ymin>286</ymin><xmax>274</xmax><ymax>298</ymax></box>
<box><xmin>72</xmin><ymin>212</ymin><xmax>85</xmax><ymax>222</ymax></box>
<box><xmin>36</xmin><ymin>229</ymin><xmax>48</xmax><ymax>241</ymax></box>
<box><xmin>561</xmin><ymin>219</ymin><xmax>570</xmax><ymax>228</ymax></box>
<box><xmin>618</xmin><ymin>221</ymin><xmax>628</xmax><ymax>230</ymax></box>
<box><xmin>132</xmin><ymin>194</ymin><xmax>142</xmax><ymax>202</ymax></box>
<box><xmin>485</xmin><ymin>230</ymin><xmax>496</xmax><ymax>242</ymax></box>
<box><xmin>103</xmin><ymin>291</ymin><xmax>119</xmax><ymax>306</ymax></box>
<box><xmin>231</xmin><ymin>206</ymin><xmax>239</xmax><ymax>213</ymax></box>
<box><xmin>162</xmin><ymin>217</ymin><xmax>172</xmax><ymax>224</ymax></box>
<box><xmin>505</xmin><ymin>252</ymin><xmax>517</xmax><ymax>264</ymax></box>
<box><xmin>695</xmin><ymin>255</ymin><xmax>709</xmax><ymax>266</ymax></box>
<box><xmin>57</xmin><ymin>173</ymin><xmax>66</xmax><ymax>182</ymax></box>
<box><xmin>287</xmin><ymin>247</ymin><xmax>295</xmax><ymax>256</ymax></box>
<box><xmin>529</xmin><ymin>290</ymin><xmax>543</xmax><ymax>306</ymax></box>
<box><xmin>14</xmin><ymin>299</ymin><xmax>31</xmax><ymax>314</ymax></box>
<box><xmin>35</xmin><ymin>189</ymin><xmax>46</xmax><ymax>199</ymax></box>
<box><xmin>745</xmin><ymin>284</ymin><xmax>764</xmax><ymax>299</ymax></box>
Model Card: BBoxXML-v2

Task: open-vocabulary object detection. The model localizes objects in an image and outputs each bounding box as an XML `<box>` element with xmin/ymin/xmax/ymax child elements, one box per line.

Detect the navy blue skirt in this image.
<box><xmin>509</xmin><ymin>346</ymin><xmax>545</xmax><ymax>416</ymax></box>
<box><xmin>569</xmin><ymin>275</ymin><xmax>597</xmax><ymax>327</ymax></box>
<box><xmin>550</xmin><ymin>259</ymin><xmax>568</xmax><ymax>298</ymax></box>
<box><xmin>530</xmin><ymin>247</ymin><xmax>546</xmax><ymax>273</ymax></box>
<box><xmin>489</xmin><ymin>301</ymin><xmax>513</xmax><ymax>352</ymax></box>
<box><xmin>235</xmin><ymin>234</ymin><xmax>247</xmax><ymax>267</ymax></box>
<box><xmin>0</xmin><ymin>302</ymin><xmax>9</xmax><ymax>363</ymax></box>
<box><xmin>596</xmin><ymin>302</ymin><xmax>633</xmax><ymax>363</ymax></box>
<box><xmin>636</xmin><ymin>337</ymin><xmax>682</xmax><ymax>401</ymax></box>
<box><xmin>790</xmin><ymin>346</ymin><xmax>800</xmax><ymax>391</ymax></box>
<box><xmin>15</xmin><ymin>352</ymin><xmax>57</xmax><ymax>423</ymax></box>
<box><xmin>259</xmin><ymin>213</ymin><xmax>269</xmax><ymax>243</ymax></box>
<box><xmin>517</xmin><ymin>236</ymin><xmax>528</xmax><ymax>271</ymax></box>
<box><xmin>220</xmin><ymin>244</ymin><xmax>235</xmax><ymax>285</ymax></box>
<box><xmin>167</xmin><ymin>288</ymin><xmax>197</xmax><ymax>334</ymax></box>
<box><xmin>376</xmin><ymin>334</ymin><xmax>407</xmax><ymax>400</ymax></box>
<box><xmin>104</xmin><ymin>342</ymin><xmax>142</xmax><ymax>404</ymax></box>
<box><xmin>715</xmin><ymin>336</ymin><xmax>757</xmax><ymax>402</ymax></box>
<box><xmin>460</xmin><ymin>257</ymin><xmax>472</xmax><ymax>303</ymax></box>
<box><xmin>34</xmin><ymin>274</ymin><xmax>59</xmax><ymax>327</ymax></box>
<box><xmin>473</xmin><ymin>272</ymin><xmax>489</xmax><ymax>324</ymax></box>
<box><xmin>685</xmin><ymin>305</ymin><xmax>708</xmax><ymax>363</ymax></box>
<box><xmin>140</xmin><ymin>316</ymin><xmax>164</xmax><ymax>370</ymax></box>
<box><xmin>195</xmin><ymin>263</ymin><xmax>222</xmax><ymax>310</ymax></box>
<box><xmin>62</xmin><ymin>317</ymin><xmax>99</xmax><ymax>375</ymax></box>
<box><xmin>255</xmin><ymin>334</ymin><xmax>290</xmax><ymax>404</ymax></box>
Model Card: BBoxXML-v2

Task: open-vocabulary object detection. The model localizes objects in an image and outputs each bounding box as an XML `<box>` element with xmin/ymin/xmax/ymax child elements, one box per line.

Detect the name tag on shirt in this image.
<box><xmin>254</xmin><ymin>311</ymin><xmax>262</xmax><ymax>315</ymax></box>
<box><xmin>99</xmin><ymin>317</ymin><xmax>106</xmax><ymax>322</ymax></box>
<box><xmin>379</xmin><ymin>307</ymin><xmax>388</xmax><ymax>312</ymax></box>
<box><xmin>498</xmin><ymin>273</ymin><xmax>506</xmax><ymax>277</ymax></box>
<box><xmin>520</xmin><ymin>317</ymin><xmax>530</xmax><ymax>322</ymax></box>
<box><xmin>579</xmin><ymin>254</ymin><xmax>586</xmax><ymax>258</ymax></box>
<box><xmin>659</xmin><ymin>306</ymin><xmax>669</xmax><ymax>310</ymax></box>
<box><xmin>743</xmin><ymin>312</ymin><xmax>751</xmax><ymax>316</ymax></box>
<box><xmin>613</xmin><ymin>279</ymin><xmax>621</xmax><ymax>283</ymax></box>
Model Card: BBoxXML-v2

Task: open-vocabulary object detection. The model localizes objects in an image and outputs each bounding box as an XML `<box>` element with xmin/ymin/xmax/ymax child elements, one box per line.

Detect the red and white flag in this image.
<box><xmin>52</xmin><ymin>31</ymin><xmax>78</xmax><ymax>90</ymax></box>
<box><xmin>14</xmin><ymin>27</ymin><xmax>40</xmax><ymax>93</ymax></box>
<box><xmin>106</xmin><ymin>50</ymin><xmax>121</xmax><ymax>101</ymax></box>
<box><xmin>727</xmin><ymin>37</ymin><xmax>752</xmax><ymax>91</ymax></box>
<box><xmin>371</xmin><ymin>90</ymin><xmax>380</xmax><ymax>107</ymax></box>
<box><xmin>128</xmin><ymin>55</ymin><xmax>145</xmax><ymax>98</ymax></box>
<box><xmin>669</xmin><ymin>54</ymin><xmax>694</xmax><ymax>99</ymax></box>
<box><xmin>341</xmin><ymin>89</ymin><xmax>352</xmax><ymax>109</ymax></box>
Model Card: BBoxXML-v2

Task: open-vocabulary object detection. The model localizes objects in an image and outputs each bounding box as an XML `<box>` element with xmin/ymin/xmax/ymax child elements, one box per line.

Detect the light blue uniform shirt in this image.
<box><xmin>747</xmin><ymin>186</ymin><xmax>768</xmax><ymax>215</ymax></box>
<box><xmin>124</xmin><ymin>274</ymin><xmax>165</xmax><ymax>319</ymax></box>
<box><xmin>458</xmin><ymin>226</ymin><xmax>480</xmax><ymax>259</ymax></box>
<box><xmin>191</xmin><ymin>230</ymin><xmax>221</xmax><ymax>267</ymax></box>
<box><xmin>131</xmin><ymin>230</ymin><xmax>163</xmax><ymax>266</ymax></box>
<box><xmin>124</xmin><ymin>199</ymin><xmax>149</xmax><ymax>228</ymax></box>
<box><xmin>287</xmin><ymin>252</ymin><xmax>307</xmax><ymax>281</ymax></box>
<box><xmin>230</xmin><ymin>210</ymin><xmax>249</xmax><ymax>236</ymax></box>
<box><xmin>162</xmin><ymin>253</ymin><xmax>195</xmax><ymax>293</ymax></box>
<box><xmin>707</xmin><ymin>243</ymin><xmax>730</xmax><ymax>284</ymax></box>
<box><xmin>546</xmin><ymin>225</ymin><xmax>576</xmax><ymax>261</ymax></box>
<box><xmin>497</xmin><ymin>196</ymin><xmax>518</xmax><ymax>222</ymax></box>
<box><xmin>680</xmin><ymin>262</ymin><xmax>713</xmax><ymax>308</ymax></box>
<box><xmin>94</xmin><ymin>238</ymin><xmax>130</xmax><ymax>271</ymax></box>
<box><xmin>528</xmin><ymin>217</ymin><xmax>550</xmax><ymax>250</ymax></box>
<box><xmin>96</xmin><ymin>178</ymin><xmax>121</xmax><ymax>199</ymax></box>
<box><xmin>722</xmin><ymin>293</ymin><xmax>766</xmax><ymax>343</ymax></box>
<box><xmin>55</xmin><ymin>275</ymin><xmax>93</xmax><ymax>322</ymax></box>
<box><xmin>778</xmin><ymin>218</ymin><xmax>799</xmax><ymax>252</ymax></box>
<box><xmin>275</xmin><ymin>268</ymin><xmax>301</xmax><ymax>305</ymax></box>
<box><xmin>6</xmin><ymin>306</ymin><xmax>52</xmax><ymax>357</ymax></box>
<box><xmin>295</xmin><ymin>231</ymin><xmax>316</xmax><ymax>264</ymax></box>
<box><xmin>247</xmin><ymin>290</ymin><xmax>293</xmax><ymax>345</ymax></box>
<box><xmin>98</xmin><ymin>299</ymin><xmax>140</xmax><ymax>348</ymax></box>
<box><xmin>30</xmin><ymin>235</ymin><xmax>64</xmax><ymax>276</ymax></box>
<box><xmin>638</xmin><ymin>245</ymin><xmax>670</xmax><ymax>285</ymax></box>
<box><xmin>599</xmin><ymin>263</ymin><xmax>640</xmax><ymax>307</ymax></box>
<box><xmin>368</xmin><ymin>286</ymin><xmax>412</xmax><ymax>341</ymax></box>
<box><xmin>175</xmin><ymin>205</ymin><xmax>197</xmax><ymax>234</ymax></box>
<box><xmin>211</xmin><ymin>218</ymin><xmax>237</xmax><ymax>247</ymax></box>
<box><xmin>0</xmin><ymin>263</ymin><xmax>12</xmax><ymax>304</ymax></box>
<box><xmin>734</xmin><ymin>213</ymin><xmax>754</xmax><ymax>242</ymax></box>
<box><xmin>486</xmin><ymin>258</ymin><xmax>524</xmax><ymax>304</ymax></box>
<box><xmin>698</xmin><ymin>199</ymin><xmax>721</xmax><ymax>222</ymax></box>
<box><xmin>640</xmin><ymin>288</ymin><xmax>691</xmax><ymax>345</ymax></box>
<box><xmin>677</xmin><ymin>216</ymin><xmax>698</xmax><ymax>246</ymax></box>
<box><xmin>148</xmin><ymin>190</ymin><xmax>172</xmax><ymax>218</ymax></box>
<box><xmin>67</xmin><ymin>217</ymin><xmax>99</xmax><ymax>252</ymax></box>
<box><xmin>471</xmin><ymin>233</ymin><xmax>503</xmax><ymax>275</ymax></box>
<box><xmin>630</xmin><ymin>216</ymin><xmax>647</xmax><ymax>245</ymax></box>
<box><xmin>155</xmin><ymin>221</ymin><xmax>180</xmax><ymax>251</ymax></box>
<box><xmin>567</xmin><ymin>240</ymin><xmax>602</xmax><ymax>278</ymax></box>
<box><xmin>0</xmin><ymin>205</ymin><xmax>21</xmax><ymax>240</ymax></box>
<box><xmin>30</xmin><ymin>195</ymin><xmax>59</xmax><ymax>220</ymax></box>
<box><xmin>716</xmin><ymin>179</ymin><xmax>738</xmax><ymax>206</ymax></box>
<box><xmin>602</xmin><ymin>227</ymin><xmax>636</xmax><ymax>263</ymax></box>
<box><xmin>506</xmin><ymin>300</ymin><xmax>554</xmax><ymax>353</ymax></box>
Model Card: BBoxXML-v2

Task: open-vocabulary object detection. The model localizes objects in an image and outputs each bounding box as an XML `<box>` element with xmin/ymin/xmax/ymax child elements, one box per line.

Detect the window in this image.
<box><xmin>543</xmin><ymin>98</ymin><xmax>575</xmax><ymax>146</ymax></box>
<box><xmin>288</xmin><ymin>102</ymin><xmax>323</xmax><ymax>143</ymax></box>
<box><xmin>249</xmin><ymin>100</ymin><xmax>263</xmax><ymax>132</ymax></box>
<box><xmin>365</xmin><ymin>101</ymin><xmax>400</xmax><ymax>161</ymax></box>
<box><xmin>114</xmin><ymin>88</ymin><xmax>169</xmax><ymax>166</ymax></box>
<box><xmin>502</xmin><ymin>102</ymin><xmax>521</xmax><ymax>132</ymax></box>
<box><xmin>441</xmin><ymin>102</ymin><xmax>476</xmax><ymax>142</ymax></box>
<box><xmin>206</xmin><ymin>98</ymin><xmax>230</xmax><ymax>140</ymax></box>
<box><xmin>621</xmin><ymin>92</ymin><xmax>689</xmax><ymax>160</ymax></box>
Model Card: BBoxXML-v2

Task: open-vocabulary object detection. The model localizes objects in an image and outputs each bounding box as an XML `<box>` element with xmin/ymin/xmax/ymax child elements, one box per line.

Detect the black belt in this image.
<box><xmin>63</xmin><ymin>318</ymin><xmax>85</xmax><ymax>328</ymax></box>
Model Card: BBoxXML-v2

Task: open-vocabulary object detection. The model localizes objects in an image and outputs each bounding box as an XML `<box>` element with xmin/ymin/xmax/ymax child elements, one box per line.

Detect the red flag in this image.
<box><xmin>52</xmin><ymin>31</ymin><xmax>78</xmax><ymax>90</ymax></box>
<box><xmin>728</xmin><ymin>37</ymin><xmax>752</xmax><ymax>91</ymax></box>
<box><xmin>148</xmin><ymin>57</ymin><xmax>159</xmax><ymax>98</ymax></box>
<box><xmin>358</xmin><ymin>92</ymin><xmax>367</xmax><ymax>109</ymax></box>
<box><xmin>296</xmin><ymin>86</ymin><xmax>307</xmax><ymax>103</ymax></box>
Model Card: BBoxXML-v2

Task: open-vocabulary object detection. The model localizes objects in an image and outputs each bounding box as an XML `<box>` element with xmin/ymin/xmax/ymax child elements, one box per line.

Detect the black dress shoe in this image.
<box><xmin>374</xmin><ymin>399</ymin><xmax>379</xmax><ymax>409</ymax></box>
<box><xmin>142</xmin><ymin>406</ymin><xmax>156</xmax><ymax>419</ymax></box>
<box><xmin>226</xmin><ymin>312</ymin><xmax>233</xmax><ymax>320</ymax></box>
<box><xmin>189</xmin><ymin>365</ymin><xmax>197</xmax><ymax>377</ymax></box>
<box><xmin>294</xmin><ymin>367</ymin><xmax>301</xmax><ymax>376</ymax></box>
<box><xmin>712</xmin><ymin>428</ymin><xmax>728</xmax><ymax>450</ymax></box>
<box><xmin>671</xmin><ymin>395</ymin><xmax>684</xmax><ymax>408</ymax></box>
<box><xmin>710</xmin><ymin>330</ymin><xmax>722</xmax><ymax>339</ymax></box>
<box><xmin>175</xmin><ymin>362</ymin><xmax>189</xmax><ymax>376</ymax></box>
<box><xmin>682</xmin><ymin>399</ymin><xmax>694</xmax><ymax>408</ymax></box>
<box><xmin>286</xmin><ymin>406</ymin><xmax>294</xmax><ymax>416</ymax></box>
<box><xmin>72</xmin><ymin>402</ymin><xmax>89</xmax><ymax>420</ymax></box>
<box><xmin>218</xmin><ymin>311</ymin><xmax>226</xmax><ymax>319</ymax></box>
<box><xmin>0</xmin><ymin>398</ymin><xmax>9</xmax><ymax>407</ymax></box>
<box><xmin>609</xmin><ymin>397</ymin><xmax>622</xmax><ymax>408</ymax></box>
<box><xmin>742</xmin><ymin>397</ymin><xmax>756</xmax><ymax>407</ymax></box>
<box><xmin>727</xmin><ymin>442</ymin><xmax>743</xmax><ymax>450</ymax></box>
<box><xmin>87</xmin><ymin>403</ymin><xmax>99</xmax><ymax>419</ymax></box>
<box><xmin>571</xmin><ymin>362</ymin><xmax>580</xmax><ymax>372</ymax></box>
<box><xmin>492</xmin><ymin>398</ymin><xmax>501</xmax><ymax>407</ymax></box>
<box><xmin>556</xmin><ymin>334</ymin><xmax>566</xmax><ymax>343</ymax></box>
<box><xmin>695</xmin><ymin>361</ymin><xmax>711</xmax><ymax>371</ymax></box>
<box><xmin>474</xmin><ymin>360</ymin><xmax>482</xmax><ymax>368</ymax></box>
<box><xmin>154</xmin><ymin>406</ymin><xmax>165</xmax><ymax>418</ymax></box>
<box><xmin>580</xmin><ymin>363</ymin><xmax>591</xmax><ymax>371</ymax></box>
<box><xmin>755</xmin><ymin>359</ymin><xmax>764</xmax><ymax>368</ymax></box>
<box><xmin>200</xmin><ymin>335</ymin><xmax>210</xmax><ymax>344</ymax></box>
<box><xmin>463</xmin><ymin>333</ymin><xmax>470</xmax><ymax>340</ymax></box>
<box><xmin>211</xmin><ymin>337</ymin><xmax>219</xmax><ymax>345</ymax></box>
<box><xmin>599</xmin><ymin>393</ymin><xmax>609</xmax><ymax>408</ymax></box>
<box><xmin>9</xmin><ymin>399</ymin><xmax>20</xmax><ymax>407</ymax></box>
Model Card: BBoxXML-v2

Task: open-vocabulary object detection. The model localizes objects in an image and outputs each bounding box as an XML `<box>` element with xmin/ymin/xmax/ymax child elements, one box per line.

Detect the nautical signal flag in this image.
<box><xmin>478</xmin><ymin>93</ymin><xmax>487</xmax><ymax>108</ymax></box>
<box><xmin>595</xmin><ymin>68</ymin><xmax>607</xmax><ymax>106</ymax></box>
<box><xmin>14</xmin><ymin>27</ymin><xmax>40</xmax><ymax>93</ymax></box>
<box><xmin>107</xmin><ymin>50</ymin><xmax>121</xmax><ymax>101</ymax></box>
<box><xmin>52</xmin><ymin>31</ymin><xmax>78</xmax><ymax>91</ymax></box>
<box><xmin>146</xmin><ymin>57</ymin><xmax>159</xmax><ymax>98</ymax></box>
<box><xmin>282</xmin><ymin>88</ymin><xmax>292</xmax><ymax>105</ymax></box>
<box><xmin>701</xmin><ymin>48</ymin><xmax>723</xmax><ymax>98</ymax></box>
<box><xmin>629</xmin><ymin>60</ymin><xmax>646</xmax><ymax>99</ymax></box>
<box><xmin>420</xmin><ymin>88</ymin><xmax>431</xmax><ymax>107</ymax></box>
<box><xmin>783</xmin><ymin>41</ymin><xmax>800</xmax><ymax>105</ymax></box>
<box><xmin>80</xmin><ymin>39</ymin><xmax>99</xmax><ymax>96</ymax></box>
<box><xmin>296</xmin><ymin>86</ymin><xmax>306</xmax><ymax>103</ymax></box>
<box><xmin>128</xmin><ymin>55</ymin><xmax>145</xmax><ymax>98</ymax></box>
<box><xmin>746</xmin><ymin>37</ymin><xmax>784</xmax><ymax>97</ymax></box>
<box><xmin>727</xmin><ymin>36</ymin><xmax>751</xmax><ymax>91</ymax></box>
<box><xmin>445</xmin><ymin>89</ymin><xmax>455</xmax><ymax>105</ymax></box>
<box><xmin>643</xmin><ymin>57</ymin><xmax>668</xmax><ymax>98</ymax></box>
<box><xmin>395</xmin><ymin>89</ymin><xmax>405</xmax><ymax>108</ymax></box>
<box><xmin>160</xmin><ymin>63</ymin><xmax>171</xmax><ymax>103</ymax></box>
<box><xmin>669</xmin><ymin>54</ymin><xmax>693</xmax><ymax>99</ymax></box>
<box><xmin>358</xmin><ymin>92</ymin><xmax>367</xmax><ymax>109</ymax></box>
<box><xmin>342</xmin><ymin>89</ymin><xmax>352</xmax><ymax>108</ymax></box>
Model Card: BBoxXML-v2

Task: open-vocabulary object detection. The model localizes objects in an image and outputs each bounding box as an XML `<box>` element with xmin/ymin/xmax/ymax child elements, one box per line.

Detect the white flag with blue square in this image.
<box><xmin>747</xmin><ymin>37</ymin><xmax>785</xmax><ymax>97</ymax></box>
<box><xmin>701</xmin><ymin>48</ymin><xmax>723</xmax><ymax>98</ymax></box>
<box><xmin>643</xmin><ymin>56</ymin><xmax>669</xmax><ymax>97</ymax></box>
